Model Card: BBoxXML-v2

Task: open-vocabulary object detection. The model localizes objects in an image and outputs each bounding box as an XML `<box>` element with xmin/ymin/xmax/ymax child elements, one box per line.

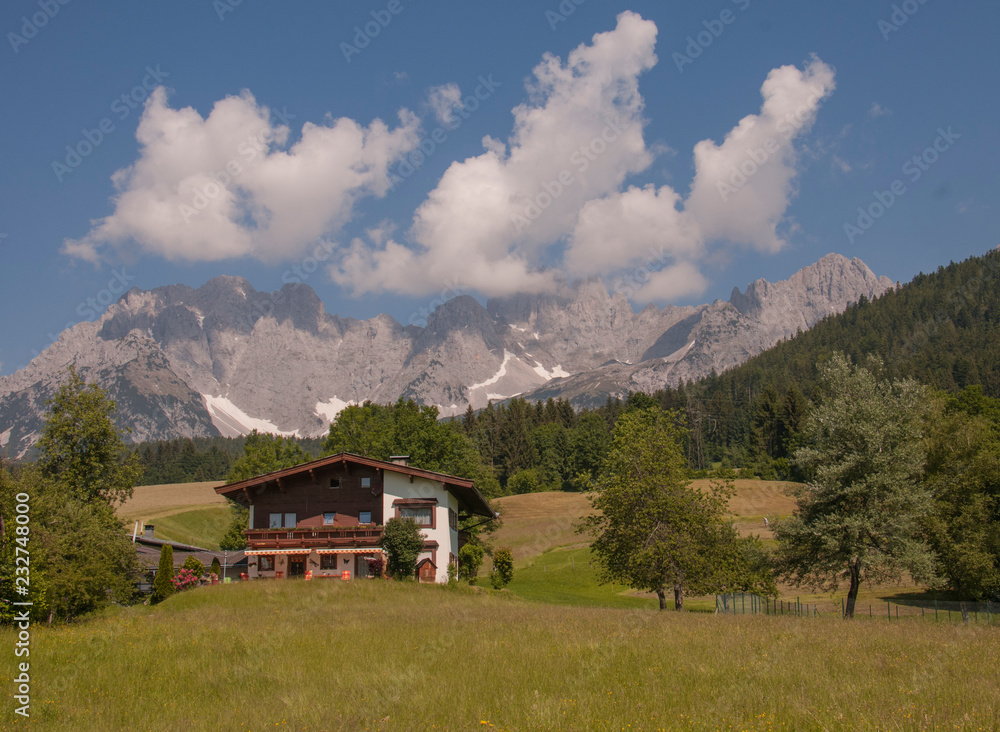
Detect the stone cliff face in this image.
<box><xmin>0</xmin><ymin>254</ymin><xmax>893</xmax><ymax>458</ymax></box>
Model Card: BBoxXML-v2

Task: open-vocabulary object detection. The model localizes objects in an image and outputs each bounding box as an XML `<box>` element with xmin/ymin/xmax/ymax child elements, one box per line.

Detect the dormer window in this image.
<box><xmin>361</xmin><ymin>477</ymin><xmax>371</xmax><ymax>488</ymax></box>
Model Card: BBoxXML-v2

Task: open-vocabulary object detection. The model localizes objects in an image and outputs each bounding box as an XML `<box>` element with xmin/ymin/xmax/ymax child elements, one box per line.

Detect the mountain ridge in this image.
<box><xmin>0</xmin><ymin>254</ymin><xmax>893</xmax><ymax>458</ymax></box>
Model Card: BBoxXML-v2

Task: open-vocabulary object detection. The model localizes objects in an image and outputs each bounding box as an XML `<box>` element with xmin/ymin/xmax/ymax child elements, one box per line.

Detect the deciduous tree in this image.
<box><xmin>36</xmin><ymin>366</ymin><xmax>141</xmax><ymax>506</ymax></box>
<box><xmin>583</xmin><ymin>408</ymin><xmax>746</xmax><ymax>610</ymax></box>
<box><xmin>381</xmin><ymin>517</ymin><xmax>424</xmax><ymax>580</ymax></box>
<box><xmin>775</xmin><ymin>354</ymin><xmax>936</xmax><ymax>618</ymax></box>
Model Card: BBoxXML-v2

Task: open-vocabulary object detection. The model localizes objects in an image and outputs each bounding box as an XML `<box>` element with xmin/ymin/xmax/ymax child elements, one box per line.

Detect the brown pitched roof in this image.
<box><xmin>215</xmin><ymin>452</ymin><xmax>497</xmax><ymax>518</ymax></box>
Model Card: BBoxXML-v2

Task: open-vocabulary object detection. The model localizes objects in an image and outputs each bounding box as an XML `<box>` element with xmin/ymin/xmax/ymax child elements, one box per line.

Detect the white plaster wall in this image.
<box><xmin>383</xmin><ymin>472</ymin><xmax>458</xmax><ymax>583</ymax></box>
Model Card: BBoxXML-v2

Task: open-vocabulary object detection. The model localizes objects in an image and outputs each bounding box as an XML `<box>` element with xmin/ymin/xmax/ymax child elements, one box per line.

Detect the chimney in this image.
<box><xmin>144</xmin><ymin>524</ymin><xmax>155</xmax><ymax>540</ymax></box>
<box><xmin>389</xmin><ymin>455</ymin><xmax>410</xmax><ymax>466</ymax></box>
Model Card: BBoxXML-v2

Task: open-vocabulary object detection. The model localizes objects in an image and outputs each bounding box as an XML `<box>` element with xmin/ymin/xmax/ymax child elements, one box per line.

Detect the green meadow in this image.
<box><xmin>2</xmin><ymin>579</ymin><xmax>996</xmax><ymax>731</ymax></box>
<box><xmin>17</xmin><ymin>479</ymin><xmax>976</xmax><ymax>730</ymax></box>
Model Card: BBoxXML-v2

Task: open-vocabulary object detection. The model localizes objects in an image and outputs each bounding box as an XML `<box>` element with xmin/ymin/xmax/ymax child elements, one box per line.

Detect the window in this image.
<box><xmin>329</xmin><ymin>478</ymin><xmax>340</xmax><ymax>489</ymax></box>
<box><xmin>320</xmin><ymin>554</ymin><xmax>337</xmax><ymax>570</ymax></box>
<box><xmin>361</xmin><ymin>477</ymin><xmax>371</xmax><ymax>488</ymax></box>
<box><xmin>258</xmin><ymin>555</ymin><xmax>275</xmax><ymax>572</ymax></box>
<box><xmin>449</xmin><ymin>508</ymin><xmax>458</xmax><ymax>531</ymax></box>
<box><xmin>270</xmin><ymin>513</ymin><xmax>296</xmax><ymax>529</ymax></box>
<box><xmin>359</xmin><ymin>511</ymin><xmax>372</xmax><ymax>524</ymax></box>
<box><xmin>400</xmin><ymin>506</ymin><xmax>433</xmax><ymax>526</ymax></box>
<box><xmin>323</xmin><ymin>512</ymin><xmax>336</xmax><ymax>526</ymax></box>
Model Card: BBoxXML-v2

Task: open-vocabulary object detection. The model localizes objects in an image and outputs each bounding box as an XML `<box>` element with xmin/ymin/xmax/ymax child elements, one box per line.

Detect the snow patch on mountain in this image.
<box><xmin>203</xmin><ymin>394</ymin><xmax>296</xmax><ymax>438</ymax></box>
<box><xmin>469</xmin><ymin>350</ymin><xmax>515</xmax><ymax>390</ymax></box>
<box><xmin>315</xmin><ymin>396</ymin><xmax>354</xmax><ymax>423</ymax></box>
<box><xmin>532</xmin><ymin>362</ymin><xmax>572</xmax><ymax>380</ymax></box>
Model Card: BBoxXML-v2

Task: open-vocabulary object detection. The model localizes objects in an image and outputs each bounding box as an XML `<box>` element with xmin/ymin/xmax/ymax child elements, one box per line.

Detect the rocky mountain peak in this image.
<box><xmin>0</xmin><ymin>253</ymin><xmax>893</xmax><ymax>457</ymax></box>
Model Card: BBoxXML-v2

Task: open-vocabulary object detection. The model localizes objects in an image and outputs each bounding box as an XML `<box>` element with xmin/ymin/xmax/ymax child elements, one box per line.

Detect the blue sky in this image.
<box><xmin>1</xmin><ymin>0</ymin><xmax>998</xmax><ymax>375</ymax></box>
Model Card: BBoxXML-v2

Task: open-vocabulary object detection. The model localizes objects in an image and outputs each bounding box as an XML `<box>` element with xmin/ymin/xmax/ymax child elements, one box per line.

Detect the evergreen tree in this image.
<box><xmin>153</xmin><ymin>545</ymin><xmax>174</xmax><ymax>603</ymax></box>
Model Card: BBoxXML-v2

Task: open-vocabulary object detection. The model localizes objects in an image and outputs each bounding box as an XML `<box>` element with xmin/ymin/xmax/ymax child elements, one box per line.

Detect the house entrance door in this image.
<box><xmin>288</xmin><ymin>557</ymin><xmax>306</xmax><ymax>577</ymax></box>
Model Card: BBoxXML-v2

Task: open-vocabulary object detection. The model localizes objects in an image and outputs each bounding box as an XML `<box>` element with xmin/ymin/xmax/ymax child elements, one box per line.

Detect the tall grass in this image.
<box><xmin>147</xmin><ymin>506</ymin><xmax>231</xmax><ymax>550</ymax></box>
<box><xmin>2</xmin><ymin>580</ymin><xmax>996</xmax><ymax>731</ymax></box>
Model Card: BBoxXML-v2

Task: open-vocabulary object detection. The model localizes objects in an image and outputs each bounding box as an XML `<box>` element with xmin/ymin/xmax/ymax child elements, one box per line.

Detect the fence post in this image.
<box><xmin>887</xmin><ymin>601</ymin><xmax>891</xmax><ymax>621</ymax></box>
<box><xmin>935</xmin><ymin>599</ymin><xmax>938</xmax><ymax>622</ymax></box>
<box><xmin>841</xmin><ymin>597</ymin><xmax>845</xmax><ymax>619</ymax></box>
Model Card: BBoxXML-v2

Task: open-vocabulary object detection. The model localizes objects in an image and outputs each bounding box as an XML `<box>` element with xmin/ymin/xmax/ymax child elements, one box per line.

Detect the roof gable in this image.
<box><xmin>216</xmin><ymin>452</ymin><xmax>496</xmax><ymax>518</ymax></box>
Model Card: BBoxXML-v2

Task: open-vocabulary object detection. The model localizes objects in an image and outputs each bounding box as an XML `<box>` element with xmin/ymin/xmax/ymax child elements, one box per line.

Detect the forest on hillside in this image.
<box><xmin>135</xmin><ymin>250</ymin><xmax>1000</xmax><ymax>487</ymax></box>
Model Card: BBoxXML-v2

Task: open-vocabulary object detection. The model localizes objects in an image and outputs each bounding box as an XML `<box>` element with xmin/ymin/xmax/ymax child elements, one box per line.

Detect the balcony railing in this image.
<box><xmin>244</xmin><ymin>526</ymin><xmax>383</xmax><ymax>550</ymax></box>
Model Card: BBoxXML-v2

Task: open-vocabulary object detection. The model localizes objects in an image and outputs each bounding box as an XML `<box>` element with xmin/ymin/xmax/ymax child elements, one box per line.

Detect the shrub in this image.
<box><xmin>367</xmin><ymin>555</ymin><xmax>386</xmax><ymax>578</ymax></box>
<box><xmin>458</xmin><ymin>543</ymin><xmax>484</xmax><ymax>582</ymax></box>
<box><xmin>209</xmin><ymin>557</ymin><xmax>222</xmax><ymax>578</ymax></box>
<box><xmin>381</xmin><ymin>517</ymin><xmax>424</xmax><ymax>580</ymax></box>
<box><xmin>182</xmin><ymin>556</ymin><xmax>205</xmax><ymax>577</ymax></box>
<box><xmin>491</xmin><ymin>546</ymin><xmax>514</xmax><ymax>589</ymax></box>
<box><xmin>152</xmin><ymin>545</ymin><xmax>174</xmax><ymax>604</ymax></box>
<box><xmin>447</xmin><ymin>562</ymin><xmax>457</xmax><ymax>584</ymax></box>
<box><xmin>172</xmin><ymin>568</ymin><xmax>200</xmax><ymax>592</ymax></box>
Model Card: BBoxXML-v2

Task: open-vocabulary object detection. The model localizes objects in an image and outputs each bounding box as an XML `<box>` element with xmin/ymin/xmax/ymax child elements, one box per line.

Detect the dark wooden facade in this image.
<box><xmin>249</xmin><ymin>462</ymin><xmax>384</xmax><ymax>530</ymax></box>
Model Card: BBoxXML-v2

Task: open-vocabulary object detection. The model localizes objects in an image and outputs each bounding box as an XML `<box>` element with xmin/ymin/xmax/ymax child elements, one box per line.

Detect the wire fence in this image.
<box><xmin>716</xmin><ymin>593</ymin><xmax>820</xmax><ymax>617</ymax></box>
<box><xmin>715</xmin><ymin>592</ymin><xmax>997</xmax><ymax>624</ymax></box>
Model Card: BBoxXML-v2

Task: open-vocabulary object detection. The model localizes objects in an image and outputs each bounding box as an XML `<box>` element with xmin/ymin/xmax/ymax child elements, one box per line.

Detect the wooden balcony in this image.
<box><xmin>245</xmin><ymin>526</ymin><xmax>383</xmax><ymax>550</ymax></box>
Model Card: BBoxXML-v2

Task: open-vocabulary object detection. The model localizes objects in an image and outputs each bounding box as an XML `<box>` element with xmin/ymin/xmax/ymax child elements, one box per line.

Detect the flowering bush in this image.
<box><xmin>204</xmin><ymin>572</ymin><xmax>220</xmax><ymax>585</ymax></box>
<box><xmin>172</xmin><ymin>568</ymin><xmax>201</xmax><ymax>591</ymax></box>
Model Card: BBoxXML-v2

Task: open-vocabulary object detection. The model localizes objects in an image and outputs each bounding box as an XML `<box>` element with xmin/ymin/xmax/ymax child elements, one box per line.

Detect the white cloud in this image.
<box><xmin>868</xmin><ymin>102</ymin><xmax>890</xmax><ymax>118</ymax></box>
<box><xmin>566</xmin><ymin>184</ymin><xmax>700</xmax><ymax>276</ymax></box>
<box><xmin>333</xmin><ymin>10</ymin><xmax>659</xmax><ymax>297</ymax></box>
<box><xmin>632</xmin><ymin>261</ymin><xmax>709</xmax><ymax>302</ymax></box>
<box><xmin>63</xmin><ymin>14</ymin><xmax>837</xmax><ymax>309</ymax></box>
<box><xmin>427</xmin><ymin>83</ymin><xmax>463</xmax><ymax>126</ymax></box>
<box><xmin>684</xmin><ymin>57</ymin><xmax>836</xmax><ymax>254</ymax></box>
<box><xmin>336</xmin><ymin>24</ymin><xmax>835</xmax><ymax>303</ymax></box>
<box><xmin>63</xmin><ymin>88</ymin><xmax>421</xmax><ymax>264</ymax></box>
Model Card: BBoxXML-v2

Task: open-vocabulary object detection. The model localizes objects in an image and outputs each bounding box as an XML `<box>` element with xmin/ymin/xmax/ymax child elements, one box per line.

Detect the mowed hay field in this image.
<box><xmin>4</xmin><ymin>580</ymin><xmax>996</xmax><ymax>731</ymax></box>
<box><xmin>491</xmin><ymin>479</ymin><xmax>800</xmax><ymax>566</ymax></box>
<box><xmin>118</xmin><ymin>481</ymin><xmax>227</xmax><ymax>523</ymax></box>
<box><xmin>117</xmin><ymin>481</ymin><xmax>229</xmax><ymax>548</ymax></box>
<box><xmin>490</xmin><ymin>481</ymin><xmax>936</xmax><ymax>613</ymax></box>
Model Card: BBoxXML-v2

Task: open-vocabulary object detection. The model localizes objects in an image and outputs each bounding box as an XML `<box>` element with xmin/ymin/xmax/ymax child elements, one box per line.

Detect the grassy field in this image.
<box><xmin>143</xmin><ymin>506</ymin><xmax>232</xmax><ymax>550</ymax></box>
<box><xmin>489</xmin><ymin>479</ymin><xmax>801</xmax><ymax>568</ymax></box>
<box><xmin>487</xmin><ymin>481</ymin><xmax>945</xmax><ymax>613</ymax></box>
<box><xmin>3</xmin><ymin>579</ymin><xmax>996</xmax><ymax>731</ymax></box>
<box><xmin>117</xmin><ymin>481</ymin><xmax>229</xmax><ymax>548</ymax></box>
<box><xmin>118</xmin><ymin>481</ymin><xmax>227</xmax><ymax>523</ymax></box>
